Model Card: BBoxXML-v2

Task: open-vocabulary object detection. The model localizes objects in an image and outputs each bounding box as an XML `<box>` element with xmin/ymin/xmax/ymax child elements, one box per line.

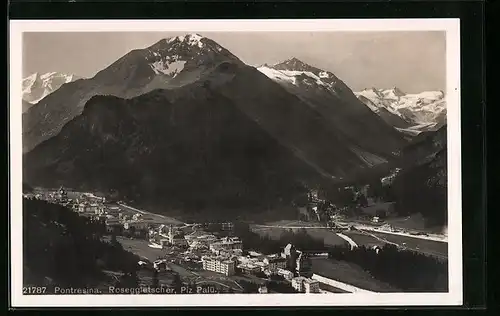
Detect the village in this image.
<box><xmin>23</xmin><ymin>182</ymin><xmax>443</xmax><ymax>295</ymax></box>
<box><xmin>23</xmin><ymin>187</ymin><xmax>346</xmax><ymax>294</ymax></box>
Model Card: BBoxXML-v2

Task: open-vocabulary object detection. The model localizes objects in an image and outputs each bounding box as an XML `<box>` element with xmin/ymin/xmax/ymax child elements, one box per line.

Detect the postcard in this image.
<box><xmin>9</xmin><ymin>18</ymin><xmax>462</xmax><ymax>307</ymax></box>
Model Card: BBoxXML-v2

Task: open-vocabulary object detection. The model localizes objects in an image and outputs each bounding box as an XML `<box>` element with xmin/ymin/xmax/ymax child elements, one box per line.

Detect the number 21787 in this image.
<box><xmin>23</xmin><ymin>287</ymin><xmax>47</xmax><ymax>294</ymax></box>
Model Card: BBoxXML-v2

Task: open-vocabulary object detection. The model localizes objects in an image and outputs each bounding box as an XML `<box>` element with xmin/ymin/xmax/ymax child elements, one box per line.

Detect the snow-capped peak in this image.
<box><xmin>25</xmin><ymin>72</ymin><xmax>38</xmax><ymax>81</ymax></box>
<box><xmin>259</xmin><ymin>58</ymin><xmax>341</xmax><ymax>92</ymax></box>
<box><xmin>355</xmin><ymin>87</ymin><xmax>447</xmax><ymax>133</ymax></box>
<box><xmin>389</xmin><ymin>87</ymin><xmax>406</xmax><ymax>97</ymax></box>
<box><xmin>165</xmin><ymin>33</ymin><xmax>205</xmax><ymax>48</ymax></box>
<box><xmin>22</xmin><ymin>72</ymin><xmax>80</xmax><ymax>106</ymax></box>
<box><xmin>143</xmin><ymin>34</ymin><xmax>241</xmax><ymax>79</ymax></box>
<box><xmin>40</xmin><ymin>72</ymin><xmax>58</xmax><ymax>80</ymax></box>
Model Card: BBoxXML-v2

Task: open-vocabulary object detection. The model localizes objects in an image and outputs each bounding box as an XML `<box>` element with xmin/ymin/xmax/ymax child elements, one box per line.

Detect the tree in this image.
<box><xmin>327</xmin><ymin>244</ymin><xmax>447</xmax><ymax>292</ymax></box>
<box><xmin>375</xmin><ymin>209</ymin><xmax>387</xmax><ymax>219</ymax></box>
<box><xmin>357</xmin><ymin>194</ymin><xmax>368</xmax><ymax>207</ymax></box>
<box><xmin>151</xmin><ymin>269</ymin><xmax>159</xmax><ymax>288</ymax></box>
<box><xmin>172</xmin><ymin>273</ymin><xmax>183</xmax><ymax>294</ymax></box>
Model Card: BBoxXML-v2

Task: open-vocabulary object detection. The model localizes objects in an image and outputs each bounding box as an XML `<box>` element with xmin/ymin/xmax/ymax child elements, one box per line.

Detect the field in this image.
<box><xmin>357</xmin><ymin>230</ymin><xmax>448</xmax><ymax>259</ymax></box>
<box><xmin>116</xmin><ymin>203</ymin><xmax>184</xmax><ymax>225</ymax></box>
<box><xmin>384</xmin><ymin>214</ymin><xmax>445</xmax><ymax>234</ymax></box>
<box><xmin>115</xmin><ymin>236</ymin><xmax>165</xmax><ymax>261</ymax></box>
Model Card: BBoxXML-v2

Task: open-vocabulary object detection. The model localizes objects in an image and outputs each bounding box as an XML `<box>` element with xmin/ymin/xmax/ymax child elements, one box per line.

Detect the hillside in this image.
<box><xmin>365</xmin><ymin>126</ymin><xmax>448</xmax><ymax>226</ymax></box>
<box><xmin>23</xmin><ymin>198</ymin><xmax>141</xmax><ymax>290</ymax></box>
<box><xmin>23</xmin><ymin>86</ymin><xmax>325</xmax><ymax>214</ymax></box>
<box><xmin>258</xmin><ymin>59</ymin><xmax>407</xmax><ymax>160</ymax></box>
<box><xmin>22</xmin><ymin>34</ymin><xmax>242</xmax><ymax>153</ymax></box>
<box><xmin>389</xmin><ymin>126</ymin><xmax>447</xmax><ymax>226</ymax></box>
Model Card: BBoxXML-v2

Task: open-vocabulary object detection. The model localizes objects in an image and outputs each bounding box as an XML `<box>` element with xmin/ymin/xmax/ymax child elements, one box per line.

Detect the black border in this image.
<box><xmin>7</xmin><ymin>0</ymin><xmax>486</xmax><ymax>311</ymax></box>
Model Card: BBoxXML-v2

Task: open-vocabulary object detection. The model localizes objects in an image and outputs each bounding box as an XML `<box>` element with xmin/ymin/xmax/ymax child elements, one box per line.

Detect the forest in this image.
<box><xmin>23</xmin><ymin>198</ymin><xmax>142</xmax><ymax>291</ymax></box>
<box><xmin>232</xmin><ymin>222</ymin><xmax>447</xmax><ymax>292</ymax></box>
<box><xmin>327</xmin><ymin>244</ymin><xmax>448</xmax><ymax>292</ymax></box>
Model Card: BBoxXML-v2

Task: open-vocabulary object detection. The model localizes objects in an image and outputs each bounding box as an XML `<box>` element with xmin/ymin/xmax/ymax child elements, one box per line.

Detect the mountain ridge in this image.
<box><xmin>355</xmin><ymin>87</ymin><xmax>446</xmax><ymax>135</ymax></box>
<box><xmin>23</xmin><ymin>87</ymin><xmax>327</xmax><ymax>213</ymax></box>
<box><xmin>22</xmin><ymin>34</ymin><xmax>245</xmax><ymax>153</ymax></box>
<box><xmin>257</xmin><ymin>58</ymin><xmax>407</xmax><ymax>158</ymax></box>
<box><xmin>23</xmin><ymin>35</ymin><xmax>424</xmax><ymax>217</ymax></box>
<box><xmin>22</xmin><ymin>72</ymin><xmax>82</xmax><ymax>111</ymax></box>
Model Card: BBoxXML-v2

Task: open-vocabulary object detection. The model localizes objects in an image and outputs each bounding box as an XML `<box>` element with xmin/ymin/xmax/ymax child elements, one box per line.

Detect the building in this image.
<box><xmin>107</xmin><ymin>206</ymin><xmax>121</xmax><ymax>214</ymax></box>
<box><xmin>171</xmin><ymin>236</ymin><xmax>188</xmax><ymax>247</ymax></box>
<box><xmin>221</xmin><ymin>222</ymin><xmax>234</xmax><ymax>231</ymax></box>
<box><xmin>153</xmin><ymin>259</ymin><xmax>168</xmax><ymax>272</ymax></box>
<box><xmin>258</xmin><ymin>286</ymin><xmax>268</xmax><ymax>294</ymax></box>
<box><xmin>54</xmin><ymin>186</ymin><xmax>68</xmax><ymax>201</ymax></box>
<box><xmin>295</xmin><ymin>251</ymin><xmax>312</xmax><ymax>277</ymax></box>
<box><xmin>209</xmin><ymin>238</ymin><xmax>243</xmax><ymax>254</ymax></box>
<box><xmin>202</xmin><ymin>256</ymin><xmax>236</xmax><ymax>276</ymax></box>
<box><xmin>78</xmin><ymin>203</ymin><xmax>87</xmax><ymax>213</ymax></box>
<box><xmin>124</xmin><ymin>221</ymin><xmax>149</xmax><ymax>231</ymax></box>
<box><xmin>237</xmin><ymin>263</ymin><xmax>261</xmax><ymax>275</ymax></box>
<box><xmin>282</xmin><ymin>243</ymin><xmax>295</xmax><ymax>258</ymax></box>
<box><xmin>106</xmin><ymin>223</ymin><xmax>123</xmax><ymax>234</ymax></box>
<box><xmin>277</xmin><ymin>268</ymin><xmax>294</xmax><ymax>280</ymax></box>
<box><xmin>94</xmin><ymin>205</ymin><xmax>105</xmax><ymax>215</ymax></box>
<box><xmin>263</xmin><ymin>256</ymin><xmax>287</xmax><ymax>272</ymax></box>
<box><xmin>282</xmin><ymin>244</ymin><xmax>312</xmax><ymax>277</ymax></box>
<box><xmin>185</xmin><ymin>233</ymin><xmax>218</xmax><ymax>246</ymax></box>
<box><xmin>159</xmin><ymin>239</ymin><xmax>170</xmax><ymax>247</ymax></box>
<box><xmin>303</xmin><ymin>278</ymin><xmax>320</xmax><ymax>293</ymax></box>
<box><xmin>291</xmin><ymin>277</ymin><xmax>307</xmax><ymax>292</ymax></box>
<box><xmin>292</xmin><ymin>277</ymin><xmax>320</xmax><ymax>293</ymax></box>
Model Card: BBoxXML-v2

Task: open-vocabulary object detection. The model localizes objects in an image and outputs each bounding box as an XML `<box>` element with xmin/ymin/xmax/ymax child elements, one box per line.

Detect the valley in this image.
<box><xmin>19</xmin><ymin>32</ymin><xmax>450</xmax><ymax>295</ymax></box>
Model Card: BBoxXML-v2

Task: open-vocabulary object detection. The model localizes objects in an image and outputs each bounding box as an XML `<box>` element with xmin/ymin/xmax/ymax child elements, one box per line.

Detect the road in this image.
<box><xmin>350</xmin><ymin>230</ymin><xmax>448</xmax><ymax>260</ymax></box>
<box><xmin>115</xmin><ymin>203</ymin><xmax>447</xmax><ymax>259</ymax></box>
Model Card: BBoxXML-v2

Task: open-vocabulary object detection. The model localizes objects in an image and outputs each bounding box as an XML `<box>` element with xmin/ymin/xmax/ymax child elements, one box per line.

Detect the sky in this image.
<box><xmin>23</xmin><ymin>31</ymin><xmax>446</xmax><ymax>93</ymax></box>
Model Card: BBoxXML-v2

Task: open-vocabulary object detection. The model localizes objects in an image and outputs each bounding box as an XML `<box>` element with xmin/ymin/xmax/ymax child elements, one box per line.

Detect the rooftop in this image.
<box><xmin>292</xmin><ymin>276</ymin><xmax>307</xmax><ymax>282</ymax></box>
<box><xmin>304</xmin><ymin>278</ymin><xmax>319</xmax><ymax>284</ymax></box>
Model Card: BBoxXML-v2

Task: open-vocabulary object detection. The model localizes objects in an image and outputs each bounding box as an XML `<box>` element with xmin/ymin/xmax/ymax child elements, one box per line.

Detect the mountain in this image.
<box><xmin>389</xmin><ymin>126</ymin><xmax>447</xmax><ymax>226</ymax></box>
<box><xmin>24</xmin><ymin>35</ymin><xmax>410</xmax><ymax>215</ymax></box>
<box><xmin>22</xmin><ymin>33</ymin><xmax>241</xmax><ymax>153</ymax></box>
<box><xmin>362</xmin><ymin>125</ymin><xmax>447</xmax><ymax>227</ymax></box>
<box><xmin>23</xmin><ymin>88</ymin><xmax>324</xmax><ymax>213</ymax></box>
<box><xmin>257</xmin><ymin>58</ymin><xmax>407</xmax><ymax>160</ymax></box>
<box><xmin>354</xmin><ymin>88</ymin><xmax>446</xmax><ymax>135</ymax></box>
<box><xmin>22</xmin><ymin>72</ymin><xmax>81</xmax><ymax>109</ymax></box>
<box><xmin>22</xmin><ymin>100</ymin><xmax>34</xmax><ymax>113</ymax></box>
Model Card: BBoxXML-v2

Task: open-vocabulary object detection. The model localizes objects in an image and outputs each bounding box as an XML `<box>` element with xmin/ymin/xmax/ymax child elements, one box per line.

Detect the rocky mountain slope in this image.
<box><xmin>23</xmin><ymin>34</ymin><xmax>415</xmax><ymax>216</ymax></box>
<box><xmin>22</xmin><ymin>34</ymin><xmax>241</xmax><ymax>153</ymax></box>
<box><xmin>258</xmin><ymin>59</ymin><xmax>407</xmax><ymax>159</ymax></box>
<box><xmin>355</xmin><ymin>88</ymin><xmax>446</xmax><ymax>135</ymax></box>
<box><xmin>22</xmin><ymin>72</ymin><xmax>81</xmax><ymax>110</ymax></box>
<box><xmin>23</xmin><ymin>87</ymin><xmax>324</xmax><ymax>212</ymax></box>
<box><xmin>390</xmin><ymin>126</ymin><xmax>447</xmax><ymax>226</ymax></box>
<box><xmin>363</xmin><ymin>126</ymin><xmax>447</xmax><ymax>226</ymax></box>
